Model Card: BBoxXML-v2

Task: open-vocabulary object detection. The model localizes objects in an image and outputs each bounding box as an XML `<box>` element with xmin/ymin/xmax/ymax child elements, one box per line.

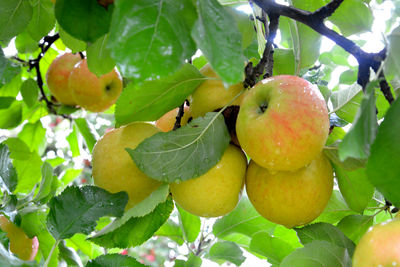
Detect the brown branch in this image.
<box><xmin>173</xmin><ymin>102</ymin><xmax>186</xmax><ymax>130</ymax></box>
<box><xmin>252</xmin><ymin>0</ymin><xmax>395</xmax><ymax>104</ymax></box>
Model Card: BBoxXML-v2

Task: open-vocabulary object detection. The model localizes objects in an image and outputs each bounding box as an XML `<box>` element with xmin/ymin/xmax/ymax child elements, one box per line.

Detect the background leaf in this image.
<box><xmin>129</xmin><ymin>112</ymin><xmax>230</xmax><ymax>182</ymax></box>
<box><xmin>20</xmin><ymin>78</ymin><xmax>39</xmax><ymax>108</ymax></box>
<box><xmin>0</xmin><ymin>144</ymin><xmax>18</xmax><ymax>193</ymax></box>
<box><xmin>177</xmin><ymin>205</ymin><xmax>201</xmax><ymax>243</ymax></box>
<box><xmin>206</xmin><ymin>241</ymin><xmax>245</xmax><ymax>266</ymax></box>
<box><xmin>336</xmin><ymin>215</ymin><xmax>373</xmax><ymax>244</ymax></box>
<box><xmin>26</xmin><ymin>0</ymin><xmax>55</xmax><ymax>41</ymax></box>
<box><xmin>86</xmin><ymin>34</ymin><xmax>115</xmax><ymax>77</ymax></box>
<box><xmin>86</xmin><ymin>254</ymin><xmax>146</xmax><ymax>267</ymax></box>
<box><xmin>0</xmin><ymin>49</ymin><xmax>21</xmax><ymax>87</ymax></box>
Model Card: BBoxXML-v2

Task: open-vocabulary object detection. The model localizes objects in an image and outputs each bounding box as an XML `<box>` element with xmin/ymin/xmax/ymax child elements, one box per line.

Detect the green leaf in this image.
<box><xmin>86</xmin><ymin>254</ymin><xmax>146</xmax><ymax>267</ymax></box>
<box><xmin>15</xmin><ymin>31</ymin><xmax>38</xmax><ymax>54</ymax></box>
<box><xmin>384</xmin><ymin>26</ymin><xmax>400</xmax><ymax>81</ymax></box>
<box><xmin>213</xmin><ymin>196</ymin><xmax>276</xmax><ymax>238</ymax></box>
<box><xmin>328</xmin><ymin>0</ymin><xmax>373</xmax><ymax>36</ymax></box>
<box><xmin>66</xmin><ymin>234</ymin><xmax>102</xmax><ymax>260</ymax></box>
<box><xmin>225</xmin><ymin>7</ymin><xmax>254</xmax><ymax>49</ymax></box>
<box><xmin>0</xmin><ymin>0</ymin><xmax>33</xmax><ymax>42</ymax></box>
<box><xmin>177</xmin><ymin>205</ymin><xmax>201</xmax><ymax>243</ymax></box>
<box><xmin>273</xmin><ymin>48</ymin><xmax>295</xmax><ymax>75</ymax></box>
<box><xmin>26</xmin><ymin>0</ymin><xmax>55</xmax><ymax>41</ymax></box>
<box><xmin>18</xmin><ymin>121</ymin><xmax>46</xmax><ymax>154</ymax></box>
<box><xmin>0</xmin><ymin>49</ymin><xmax>21</xmax><ymax>87</ymax></box>
<box><xmin>330</xmin><ymin>83</ymin><xmax>362</xmax><ymax>123</ymax></box>
<box><xmin>55</xmin><ymin>0</ymin><xmax>112</xmax><ymax>43</ymax></box>
<box><xmin>339</xmin><ymin>82</ymin><xmax>378</xmax><ymax>161</ymax></box>
<box><xmin>0</xmin><ymin>144</ymin><xmax>18</xmax><ymax>193</ymax></box>
<box><xmin>3</xmin><ymin>137</ymin><xmax>43</xmax><ymax>193</ymax></box>
<box><xmin>155</xmin><ymin>219</ymin><xmax>184</xmax><ymax>245</ymax></box>
<box><xmin>0</xmin><ymin>97</ymin><xmax>15</xmax><ymax>109</ymax></box>
<box><xmin>323</xmin><ymin>146</ymin><xmax>366</xmax><ymax>171</ymax></box>
<box><xmin>192</xmin><ymin>0</ymin><xmax>244</xmax><ymax>85</ymax></box>
<box><xmin>33</xmin><ymin>162</ymin><xmax>58</xmax><ymax>205</ymax></box>
<box><xmin>66</xmin><ymin>125</ymin><xmax>80</xmax><ymax>158</ymax></box>
<box><xmin>89</xmin><ymin>196</ymin><xmax>173</xmax><ymax>248</ymax></box>
<box><xmin>20</xmin><ymin>78</ymin><xmax>39</xmax><ymax>108</ymax></box>
<box><xmin>47</xmin><ymin>185</ymin><xmax>128</xmax><ymax>240</ymax></box>
<box><xmin>280</xmin><ymin>240</ymin><xmax>352</xmax><ymax>267</ymax></box>
<box><xmin>58</xmin><ymin>240</ymin><xmax>83</xmax><ymax>267</ymax></box>
<box><xmin>249</xmin><ymin>231</ymin><xmax>294</xmax><ymax>265</ymax></box>
<box><xmin>339</xmin><ymin>69</ymin><xmax>357</xmax><ymax>85</ymax></box>
<box><xmin>206</xmin><ymin>241</ymin><xmax>245</xmax><ymax>266</ymax></box>
<box><xmin>108</xmin><ymin>0</ymin><xmax>196</xmax><ymax>82</ymax></box>
<box><xmin>314</xmin><ymin>190</ymin><xmax>355</xmax><ymax>224</ymax></box>
<box><xmin>86</xmin><ymin>34</ymin><xmax>115</xmax><ymax>77</ymax></box>
<box><xmin>74</xmin><ymin>118</ymin><xmax>97</xmax><ymax>153</ymax></box>
<box><xmin>367</xmin><ymin>95</ymin><xmax>400</xmax><ymax>206</ymax></box>
<box><xmin>129</xmin><ymin>112</ymin><xmax>230</xmax><ymax>182</ymax></box>
<box><xmin>0</xmin><ymin>101</ymin><xmax>23</xmax><ymax>129</ymax></box>
<box><xmin>295</xmin><ymin>223</ymin><xmax>355</xmax><ymax>256</ymax></box>
<box><xmin>336</xmin><ymin>215</ymin><xmax>373</xmax><ymax>244</ymax></box>
<box><xmin>334</xmin><ymin>164</ymin><xmax>374</xmax><ymax>213</ymax></box>
<box><xmin>89</xmin><ymin>184</ymin><xmax>169</xmax><ymax>237</ymax></box>
<box><xmin>58</xmin><ymin>24</ymin><xmax>87</xmax><ymax>53</ymax></box>
<box><xmin>115</xmin><ymin>64</ymin><xmax>204</xmax><ymax>126</ymax></box>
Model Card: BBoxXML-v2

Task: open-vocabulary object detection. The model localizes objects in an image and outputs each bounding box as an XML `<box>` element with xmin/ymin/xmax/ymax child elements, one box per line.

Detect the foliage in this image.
<box><xmin>0</xmin><ymin>0</ymin><xmax>399</xmax><ymax>266</ymax></box>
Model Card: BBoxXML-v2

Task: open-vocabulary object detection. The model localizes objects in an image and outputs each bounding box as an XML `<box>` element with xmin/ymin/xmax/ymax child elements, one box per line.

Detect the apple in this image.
<box><xmin>46</xmin><ymin>53</ymin><xmax>82</xmax><ymax>106</ymax></box>
<box><xmin>352</xmin><ymin>219</ymin><xmax>400</xmax><ymax>267</ymax></box>
<box><xmin>245</xmin><ymin>153</ymin><xmax>333</xmax><ymax>228</ymax></box>
<box><xmin>170</xmin><ymin>145</ymin><xmax>247</xmax><ymax>217</ymax></box>
<box><xmin>0</xmin><ymin>215</ymin><xmax>39</xmax><ymax>261</ymax></box>
<box><xmin>189</xmin><ymin>63</ymin><xmax>245</xmax><ymax>119</ymax></box>
<box><xmin>156</xmin><ymin>106</ymin><xmax>191</xmax><ymax>132</ymax></box>
<box><xmin>236</xmin><ymin>75</ymin><xmax>329</xmax><ymax>171</ymax></box>
<box><xmin>68</xmin><ymin>59</ymin><xmax>123</xmax><ymax>112</ymax></box>
<box><xmin>92</xmin><ymin>122</ymin><xmax>162</xmax><ymax>210</ymax></box>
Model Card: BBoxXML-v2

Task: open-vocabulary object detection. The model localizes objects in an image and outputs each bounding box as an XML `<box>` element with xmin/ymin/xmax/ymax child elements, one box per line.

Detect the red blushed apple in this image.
<box><xmin>236</xmin><ymin>75</ymin><xmax>329</xmax><ymax>172</ymax></box>
<box><xmin>46</xmin><ymin>53</ymin><xmax>82</xmax><ymax>106</ymax></box>
<box><xmin>352</xmin><ymin>218</ymin><xmax>400</xmax><ymax>267</ymax></box>
<box><xmin>68</xmin><ymin>59</ymin><xmax>123</xmax><ymax>112</ymax></box>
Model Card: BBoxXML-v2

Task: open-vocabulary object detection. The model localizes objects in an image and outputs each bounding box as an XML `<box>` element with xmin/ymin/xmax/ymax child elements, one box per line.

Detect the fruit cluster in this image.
<box><xmin>46</xmin><ymin>53</ymin><xmax>123</xmax><ymax>112</ymax></box>
<box><xmin>91</xmin><ymin>63</ymin><xmax>334</xmax><ymax>229</ymax></box>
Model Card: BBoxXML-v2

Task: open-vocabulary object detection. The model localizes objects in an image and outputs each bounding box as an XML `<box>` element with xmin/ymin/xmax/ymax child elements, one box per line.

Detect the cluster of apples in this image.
<box><xmin>46</xmin><ymin>53</ymin><xmax>123</xmax><ymax>112</ymax></box>
<box><xmin>91</xmin><ymin>63</ymin><xmax>334</xmax><ymax>229</ymax></box>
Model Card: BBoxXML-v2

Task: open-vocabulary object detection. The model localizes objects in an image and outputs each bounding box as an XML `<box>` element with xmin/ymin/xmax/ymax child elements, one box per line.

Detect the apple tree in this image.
<box><xmin>0</xmin><ymin>0</ymin><xmax>399</xmax><ymax>266</ymax></box>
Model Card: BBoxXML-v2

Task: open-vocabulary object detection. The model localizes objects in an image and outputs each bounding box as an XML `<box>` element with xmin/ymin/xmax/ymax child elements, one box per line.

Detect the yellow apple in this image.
<box><xmin>155</xmin><ymin>106</ymin><xmax>191</xmax><ymax>132</ymax></box>
<box><xmin>68</xmin><ymin>59</ymin><xmax>123</xmax><ymax>112</ymax></box>
<box><xmin>170</xmin><ymin>145</ymin><xmax>247</xmax><ymax>217</ymax></box>
<box><xmin>352</xmin><ymin>219</ymin><xmax>400</xmax><ymax>267</ymax></box>
<box><xmin>189</xmin><ymin>64</ymin><xmax>245</xmax><ymax>119</ymax></box>
<box><xmin>236</xmin><ymin>75</ymin><xmax>329</xmax><ymax>171</ymax></box>
<box><xmin>245</xmin><ymin>153</ymin><xmax>333</xmax><ymax>228</ymax></box>
<box><xmin>92</xmin><ymin>122</ymin><xmax>162</xmax><ymax>210</ymax></box>
<box><xmin>0</xmin><ymin>215</ymin><xmax>39</xmax><ymax>261</ymax></box>
<box><xmin>46</xmin><ymin>53</ymin><xmax>82</xmax><ymax>106</ymax></box>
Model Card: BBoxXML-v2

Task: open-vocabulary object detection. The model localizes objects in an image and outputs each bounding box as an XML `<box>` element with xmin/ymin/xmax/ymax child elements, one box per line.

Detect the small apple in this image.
<box><xmin>189</xmin><ymin>64</ymin><xmax>245</xmax><ymax>119</ymax></box>
<box><xmin>0</xmin><ymin>215</ymin><xmax>39</xmax><ymax>261</ymax></box>
<box><xmin>352</xmin><ymin>219</ymin><xmax>400</xmax><ymax>267</ymax></box>
<box><xmin>236</xmin><ymin>75</ymin><xmax>329</xmax><ymax>171</ymax></box>
<box><xmin>46</xmin><ymin>53</ymin><xmax>82</xmax><ymax>106</ymax></box>
<box><xmin>68</xmin><ymin>59</ymin><xmax>123</xmax><ymax>112</ymax></box>
<box><xmin>156</xmin><ymin>106</ymin><xmax>191</xmax><ymax>132</ymax></box>
<box><xmin>245</xmin><ymin>153</ymin><xmax>333</xmax><ymax>228</ymax></box>
<box><xmin>92</xmin><ymin>122</ymin><xmax>162</xmax><ymax>210</ymax></box>
<box><xmin>170</xmin><ymin>145</ymin><xmax>247</xmax><ymax>217</ymax></box>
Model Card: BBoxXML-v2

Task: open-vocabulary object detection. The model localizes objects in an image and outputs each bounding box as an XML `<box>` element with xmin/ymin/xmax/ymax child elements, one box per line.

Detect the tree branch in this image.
<box><xmin>252</xmin><ymin>0</ymin><xmax>394</xmax><ymax>104</ymax></box>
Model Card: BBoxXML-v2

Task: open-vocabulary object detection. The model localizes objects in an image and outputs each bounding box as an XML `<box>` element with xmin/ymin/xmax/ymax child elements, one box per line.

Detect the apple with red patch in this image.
<box><xmin>236</xmin><ymin>75</ymin><xmax>329</xmax><ymax>171</ymax></box>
